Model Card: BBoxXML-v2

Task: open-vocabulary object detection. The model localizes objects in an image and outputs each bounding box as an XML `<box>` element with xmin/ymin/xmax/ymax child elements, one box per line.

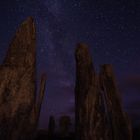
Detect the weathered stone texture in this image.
<box><xmin>99</xmin><ymin>64</ymin><xmax>132</xmax><ymax>140</ymax></box>
<box><xmin>75</xmin><ymin>44</ymin><xmax>132</xmax><ymax>140</ymax></box>
<box><xmin>75</xmin><ymin>43</ymin><xmax>102</xmax><ymax>140</ymax></box>
<box><xmin>0</xmin><ymin>17</ymin><xmax>46</xmax><ymax>140</ymax></box>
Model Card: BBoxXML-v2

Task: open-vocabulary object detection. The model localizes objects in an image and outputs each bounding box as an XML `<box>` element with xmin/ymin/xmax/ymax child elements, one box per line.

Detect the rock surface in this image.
<box><xmin>99</xmin><ymin>64</ymin><xmax>132</xmax><ymax>140</ymax></box>
<box><xmin>75</xmin><ymin>43</ymin><xmax>102</xmax><ymax>140</ymax></box>
<box><xmin>75</xmin><ymin>44</ymin><xmax>132</xmax><ymax>140</ymax></box>
<box><xmin>0</xmin><ymin>17</ymin><xmax>46</xmax><ymax>140</ymax></box>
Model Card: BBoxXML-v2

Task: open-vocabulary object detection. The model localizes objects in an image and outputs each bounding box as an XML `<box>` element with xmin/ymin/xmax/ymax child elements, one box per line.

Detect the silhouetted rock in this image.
<box><xmin>48</xmin><ymin>116</ymin><xmax>55</xmax><ymax>139</ymax></box>
<box><xmin>75</xmin><ymin>44</ymin><xmax>132</xmax><ymax>140</ymax></box>
<box><xmin>36</xmin><ymin>73</ymin><xmax>47</xmax><ymax>123</ymax></box>
<box><xmin>0</xmin><ymin>17</ymin><xmax>46</xmax><ymax>140</ymax></box>
<box><xmin>59</xmin><ymin>116</ymin><xmax>71</xmax><ymax>137</ymax></box>
<box><xmin>75</xmin><ymin>43</ymin><xmax>101</xmax><ymax>140</ymax></box>
<box><xmin>99</xmin><ymin>64</ymin><xmax>132</xmax><ymax>140</ymax></box>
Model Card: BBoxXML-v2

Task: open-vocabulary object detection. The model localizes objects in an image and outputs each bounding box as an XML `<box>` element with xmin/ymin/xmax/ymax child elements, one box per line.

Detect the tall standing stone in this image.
<box><xmin>0</xmin><ymin>17</ymin><xmax>46</xmax><ymax>140</ymax></box>
<box><xmin>75</xmin><ymin>43</ymin><xmax>104</xmax><ymax>140</ymax></box>
<box><xmin>99</xmin><ymin>64</ymin><xmax>132</xmax><ymax>140</ymax></box>
<box><xmin>75</xmin><ymin>44</ymin><xmax>132</xmax><ymax>140</ymax></box>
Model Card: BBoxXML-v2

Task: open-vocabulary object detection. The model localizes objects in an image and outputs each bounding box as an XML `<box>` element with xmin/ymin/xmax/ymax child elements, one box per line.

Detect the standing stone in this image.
<box><xmin>36</xmin><ymin>73</ymin><xmax>47</xmax><ymax>123</ymax></box>
<box><xmin>48</xmin><ymin>116</ymin><xmax>55</xmax><ymax>139</ymax></box>
<box><xmin>75</xmin><ymin>44</ymin><xmax>132</xmax><ymax>140</ymax></box>
<box><xmin>0</xmin><ymin>17</ymin><xmax>46</xmax><ymax>140</ymax></box>
<box><xmin>75</xmin><ymin>43</ymin><xmax>104</xmax><ymax>140</ymax></box>
<box><xmin>99</xmin><ymin>64</ymin><xmax>132</xmax><ymax>140</ymax></box>
<box><xmin>59</xmin><ymin>115</ymin><xmax>71</xmax><ymax>137</ymax></box>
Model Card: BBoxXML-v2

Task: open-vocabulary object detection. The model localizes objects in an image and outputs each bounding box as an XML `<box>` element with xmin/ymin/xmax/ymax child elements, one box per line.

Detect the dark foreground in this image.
<box><xmin>35</xmin><ymin>131</ymin><xmax>75</xmax><ymax>140</ymax></box>
<box><xmin>34</xmin><ymin>129</ymin><xmax>140</xmax><ymax>140</ymax></box>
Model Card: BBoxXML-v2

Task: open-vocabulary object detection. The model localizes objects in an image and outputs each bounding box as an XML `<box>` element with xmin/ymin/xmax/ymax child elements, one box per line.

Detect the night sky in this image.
<box><xmin>0</xmin><ymin>0</ymin><xmax>140</xmax><ymax>129</ymax></box>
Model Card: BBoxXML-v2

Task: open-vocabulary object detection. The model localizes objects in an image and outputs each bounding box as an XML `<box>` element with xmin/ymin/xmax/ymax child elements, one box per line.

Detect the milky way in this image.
<box><xmin>0</xmin><ymin>0</ymin><xmax>140</xmax><ymax>128</ymax></box>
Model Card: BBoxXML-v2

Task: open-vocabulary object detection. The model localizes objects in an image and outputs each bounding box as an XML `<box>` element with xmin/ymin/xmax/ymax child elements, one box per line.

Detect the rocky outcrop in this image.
<box><xmin>75</xmin><ymin>44</ymin><xmax>132</xmax><ymax>140</ymax></box>
<box><xmin>0</xmin><ymin>17</ymin><xmax>46</xmax><ymax>140</ymax></box>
